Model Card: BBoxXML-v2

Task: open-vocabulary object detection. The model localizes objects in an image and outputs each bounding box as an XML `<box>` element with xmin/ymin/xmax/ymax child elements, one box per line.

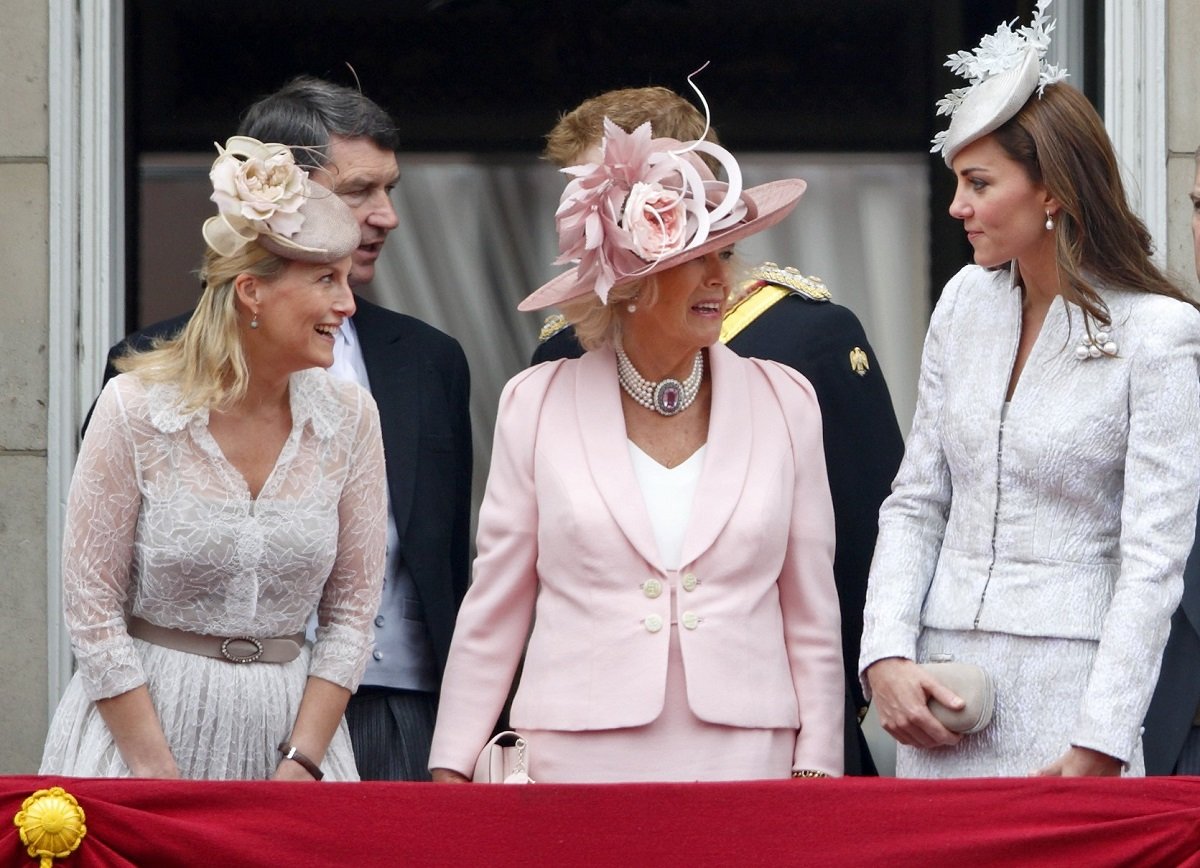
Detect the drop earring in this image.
<box><xmin>1045</xmin><ymin>210</ymin><xmax>1055</xmax><ymax>231</ymax></box>
<box><xmin>250</xmin><ymin>312</ymin><xmax>259</xmax><ymax>330</ymax></box>
<box><xmin>627</xmin><ymin>302</ymin><xmax>637</xmax><ymax>314</ymax></box>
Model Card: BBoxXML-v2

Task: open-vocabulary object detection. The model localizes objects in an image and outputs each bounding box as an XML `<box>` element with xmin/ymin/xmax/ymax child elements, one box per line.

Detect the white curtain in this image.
<box><xmin>372</xmin><ymin>159</ymin><xmax>565</xmax><ymax>498</ymax></box>
<box><xmin>369</xmin><ymin>153</ymin><xmax>930</xmax><ymax>499</ymax></box>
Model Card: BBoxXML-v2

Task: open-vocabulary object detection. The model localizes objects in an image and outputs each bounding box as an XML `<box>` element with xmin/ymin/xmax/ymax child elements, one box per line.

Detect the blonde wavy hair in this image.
<box><xmin>561</xmin><ymin>248</ymin><xmax>747</xmax><ymax>352</ymax></box>
<box><xmin>560</xmin><ymin>277</ymin><xmax>659</xmax><ymax>352</ymax></box>
<box><xmin>115</xmin><ymin>244</ymin><xmax>287</xmax><ymax>412</ymax></box>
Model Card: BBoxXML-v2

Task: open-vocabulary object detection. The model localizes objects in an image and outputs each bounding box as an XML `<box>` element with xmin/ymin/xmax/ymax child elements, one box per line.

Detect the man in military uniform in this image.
<box><xmin>531</xmin><ymin>86</ymin><xmax>905</xmax><ymax>774</ymax></box>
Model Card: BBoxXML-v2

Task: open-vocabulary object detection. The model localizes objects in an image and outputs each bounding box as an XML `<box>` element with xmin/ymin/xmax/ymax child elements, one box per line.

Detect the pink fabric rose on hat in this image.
<box><xmin>623</xmin><ymin>182</ymin><xmax>687</xmax><ymax>261</ymax></box>
<box><xmin>553</xmin><ymin>118</ymin><xmax>745</xmax><ymax>304</ymax></box>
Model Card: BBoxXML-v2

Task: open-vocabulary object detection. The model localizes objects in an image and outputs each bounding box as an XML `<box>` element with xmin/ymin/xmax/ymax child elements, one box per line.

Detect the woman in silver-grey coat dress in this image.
<box><xmin>859</xmin><ymin>6</ymin><xmax>1200</xmax><ymax>778</ymax></box>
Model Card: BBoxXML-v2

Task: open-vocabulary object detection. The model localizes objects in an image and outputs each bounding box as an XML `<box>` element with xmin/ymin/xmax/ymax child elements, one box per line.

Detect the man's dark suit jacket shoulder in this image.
<box><xmin>351</xmin><ymin>296</ymin><xmax>472</xmax><ymax>675</ymax></box>
<box><xmin>1143</xmin><ymin>507</ymin><xmax>1200</xmax><ymax>775</ymax></box>
<box><xmin>530</xmin><ymin>284</ymin><xmax>906</xmax><ymax>775</ymax></box>
<box><xmin>85</xmin><ymin>295</ymin><xmax>473</xmax><ymax>677</ymax></box>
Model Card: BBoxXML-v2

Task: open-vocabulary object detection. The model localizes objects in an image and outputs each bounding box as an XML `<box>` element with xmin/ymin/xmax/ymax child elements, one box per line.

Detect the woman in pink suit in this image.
<box><xmin>429</xmin><ymin>103</ymin><xmax>844</xmax><ymax>782</ymax></box>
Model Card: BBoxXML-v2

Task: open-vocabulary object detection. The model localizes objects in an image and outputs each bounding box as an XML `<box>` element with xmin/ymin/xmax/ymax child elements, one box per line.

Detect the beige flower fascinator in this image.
<box><xmin>202</xmin><ymin>136</ymin><xmax>359</xmax><ymax>264</ymax></box>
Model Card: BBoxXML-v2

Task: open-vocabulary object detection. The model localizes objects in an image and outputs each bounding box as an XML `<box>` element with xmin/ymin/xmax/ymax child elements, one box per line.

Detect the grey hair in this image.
<box><xmin>238</xmin><ymin>75</ymin><xmax>400</xmax><ymax>167</ymax></box>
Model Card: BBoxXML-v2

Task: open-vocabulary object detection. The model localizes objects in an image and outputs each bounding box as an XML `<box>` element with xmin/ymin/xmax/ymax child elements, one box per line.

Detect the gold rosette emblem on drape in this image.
<box><xmin>13</xmin><ymin>787</ymin><xmax>87</xmax><ymax>867</ymax></box>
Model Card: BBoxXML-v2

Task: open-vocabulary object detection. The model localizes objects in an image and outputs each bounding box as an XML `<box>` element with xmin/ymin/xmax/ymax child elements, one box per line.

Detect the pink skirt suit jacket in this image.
<box><xmin>428</xmin><ymin>342</ymin><xmax>844</xmax><ymax>779</ymax></box>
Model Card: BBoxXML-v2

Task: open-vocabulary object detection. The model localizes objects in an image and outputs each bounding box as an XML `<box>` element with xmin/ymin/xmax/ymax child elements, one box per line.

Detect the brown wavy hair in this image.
<box><xmin>992</xmin><ymin>82</ymin><xmax>1198</xmax><ymax>325</ymax></box>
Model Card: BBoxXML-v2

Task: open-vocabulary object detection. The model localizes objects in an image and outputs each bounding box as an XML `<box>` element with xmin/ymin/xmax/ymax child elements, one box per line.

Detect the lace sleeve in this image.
<box><xmin>62</xmin><ymin>379</ymin><xmax>146</xmax><ymax>700</ymax></box>
<box><xmin>310</xmin><ymin>389</ymin><xmax>388</xmax><ymax>690</ymax></box>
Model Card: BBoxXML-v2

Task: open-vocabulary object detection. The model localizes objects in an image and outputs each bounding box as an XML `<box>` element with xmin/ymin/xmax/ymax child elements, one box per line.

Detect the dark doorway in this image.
<box><xmin>125</xmin><ymin>0</ymin><xmax>1101</xmax><ymax>330</ymax></box>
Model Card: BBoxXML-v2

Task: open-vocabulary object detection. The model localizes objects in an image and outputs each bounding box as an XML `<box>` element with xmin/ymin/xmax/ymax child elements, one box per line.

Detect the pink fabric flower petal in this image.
<box><xmin>549</xmin><ymin>106</ymin><xmax>752</xmax><ymax>304</ymax></box>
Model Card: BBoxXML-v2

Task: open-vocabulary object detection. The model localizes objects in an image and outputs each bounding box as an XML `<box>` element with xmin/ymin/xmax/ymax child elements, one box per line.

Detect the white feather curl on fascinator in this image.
<box><xmin>201</xmin><ymin>136</ymin><xmax>360</xmax><ymax>264</ymax></box>
<box><xmin>932</xmin><ymin>0</ymin><xmax>1068</xmax><ymax>166</ymax></box>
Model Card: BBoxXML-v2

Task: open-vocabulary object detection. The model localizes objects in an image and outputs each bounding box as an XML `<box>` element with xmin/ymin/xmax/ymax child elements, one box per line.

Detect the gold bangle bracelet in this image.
<box><xmin>791</xmin><ymin>769</ymin><xmax>830</xmax><ymax>779</ymax></box>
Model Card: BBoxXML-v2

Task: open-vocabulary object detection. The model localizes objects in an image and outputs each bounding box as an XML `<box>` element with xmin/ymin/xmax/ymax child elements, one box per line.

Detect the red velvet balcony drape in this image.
<box><xmin>4</xmin><ymin>775</ymin><xmax>1199</xmax><ymax>867</ymax></box>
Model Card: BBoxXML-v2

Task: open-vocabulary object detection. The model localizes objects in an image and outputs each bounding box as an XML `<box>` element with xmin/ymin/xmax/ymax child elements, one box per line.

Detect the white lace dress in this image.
<box><xmin>40</xmin><ymin>369</ymin><xmax>387</xmax><ymax>780</ymax></box>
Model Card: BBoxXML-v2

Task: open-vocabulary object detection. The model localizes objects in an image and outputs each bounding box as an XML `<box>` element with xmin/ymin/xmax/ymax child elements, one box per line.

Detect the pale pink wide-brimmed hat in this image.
<box><xmin>202</xmin><ymin>135</ymin><xmax>360</xmax><ymax>264</ymax></box>
<box><xmin>519</xmin><ymin>119</ymin><xmax>807</xmax><ymax>312</ymax></box>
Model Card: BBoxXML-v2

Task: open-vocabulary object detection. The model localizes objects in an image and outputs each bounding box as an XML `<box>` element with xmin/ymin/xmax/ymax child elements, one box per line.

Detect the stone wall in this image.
<box><xmin>1168</xmin><ymin>0</ymin><xmax>1200</xmax><ymax>291</ymax></box>
<box><xmin>0</xmin><ymin>0</ymin><xmax>50</xmax><ymax>774</ymax></box>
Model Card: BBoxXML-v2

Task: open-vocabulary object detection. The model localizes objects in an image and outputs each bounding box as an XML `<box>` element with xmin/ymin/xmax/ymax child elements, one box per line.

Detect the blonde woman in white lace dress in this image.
<box><xmin>859</xmin><ymin>5</ymin><xmax>1200</xmax><ymax>778</ymax></box>
<box><xmin>40</xmin><ymin>137</ymin><xmax>386</xmax><ymax>781</ymax></box>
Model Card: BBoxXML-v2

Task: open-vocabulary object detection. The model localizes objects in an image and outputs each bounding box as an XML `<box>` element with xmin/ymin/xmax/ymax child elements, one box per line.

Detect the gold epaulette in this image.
<box><xmin>720</xmin><ymin>263</ymin><xmax>831</xmax><ymax>343</ymax></box>
<box><xmin>750</xmin><ymin>262</ymin><xmax>832</xmax><ymax>301</ymax></box>
<box><xmin>537</xmin><ymin>313</ymin><xmax>570</xmax><ymax>344</ymax></box>
<box><xmin>721</xmin><ymin>283</ymin><xmax>790</xmax><ymax>344</ymax></box>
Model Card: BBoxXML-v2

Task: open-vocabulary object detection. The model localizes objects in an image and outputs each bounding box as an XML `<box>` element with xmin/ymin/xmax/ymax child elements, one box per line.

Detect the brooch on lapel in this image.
<box><xmin>1074</xmin><ymin>330</ymin><xmax>1117</xmax><ymax>360</ymax></box>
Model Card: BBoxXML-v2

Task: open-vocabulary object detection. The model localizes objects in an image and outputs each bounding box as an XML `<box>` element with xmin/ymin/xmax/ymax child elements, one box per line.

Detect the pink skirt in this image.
<box><xmin>522</xmin><ymin>624</ymin><xmax>795</xmax><ymax>783</ymax></box>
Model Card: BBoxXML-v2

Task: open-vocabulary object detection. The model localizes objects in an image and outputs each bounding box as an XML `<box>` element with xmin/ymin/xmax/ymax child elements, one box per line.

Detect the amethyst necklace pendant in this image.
<box><xmin>615</xmin><ymin>344</ymin><xmax>704</xmax><ymax>417</ymax></box>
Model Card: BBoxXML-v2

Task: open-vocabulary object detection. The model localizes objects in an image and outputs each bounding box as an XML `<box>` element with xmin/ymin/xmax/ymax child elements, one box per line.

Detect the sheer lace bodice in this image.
<box><xmin>63</xmin><ymin>368</ymin><xmax>387</xmax><ymax>701</ymax></box>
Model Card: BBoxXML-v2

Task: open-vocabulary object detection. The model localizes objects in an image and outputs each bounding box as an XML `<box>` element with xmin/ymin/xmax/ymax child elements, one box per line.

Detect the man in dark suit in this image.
<box><xmin>1142</xmin><ymin>147</ymin><xmax>1200</xmax><ymax>776</ymax></box>
<box><xmin>1143</xmin><ymin>543</ymin><xmax>1200</xmax><ymax>775</ymax></box>
<box><xmin>533</xmin><ymin>87</ymin><xmax>905</xmax><ymax>775</ymax></box>
<box><xmin>89</xmin><ymin>77</ymin><xmax>472</xmax><ymax>782</ymax></box>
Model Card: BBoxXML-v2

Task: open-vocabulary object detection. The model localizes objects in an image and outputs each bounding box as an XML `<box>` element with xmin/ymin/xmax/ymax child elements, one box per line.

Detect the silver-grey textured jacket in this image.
<box><xmin>860</xmin><ymin>264</ymin><xmax>1200</xmax><ymax>762</ymax></box>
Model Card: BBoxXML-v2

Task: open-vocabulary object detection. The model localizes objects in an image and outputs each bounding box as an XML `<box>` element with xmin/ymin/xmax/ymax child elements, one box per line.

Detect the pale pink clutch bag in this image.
<box><xmin>472</xmin><ymin>731</ymin><xmax>533</xmax><ymax>784</ymax></box>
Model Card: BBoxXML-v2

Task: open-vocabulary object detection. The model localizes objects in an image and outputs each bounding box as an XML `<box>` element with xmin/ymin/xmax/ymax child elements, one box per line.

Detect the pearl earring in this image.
<box><xmin>250</xmin><ymin>313</ymin><xmax>259</xmax><ymax>330</ymax></box>
<box><xmin>627</xmin><ymin>302</ymin><xmax>637</xmax><ymax>314</ymax></box>
<box><xmin>1045</xmin><ymin>211</ymin><xmax>1055</xmax><ymax>231</ymax></box>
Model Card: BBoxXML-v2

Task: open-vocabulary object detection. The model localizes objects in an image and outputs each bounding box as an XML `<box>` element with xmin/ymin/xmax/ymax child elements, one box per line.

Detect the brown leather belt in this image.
<box><xmin>128</xmin><ymin>616</ymin><xmax>304</xmax><ymax>664</ymax></box>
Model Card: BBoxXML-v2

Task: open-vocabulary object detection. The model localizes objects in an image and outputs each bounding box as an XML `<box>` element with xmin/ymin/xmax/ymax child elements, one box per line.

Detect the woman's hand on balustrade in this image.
<box><xmin>431</xmin><ymin>768</ymin><xmax>471</xmax><ymax>783</ymax></box>
<box><xmin>865</xmin><ymin>657</ymin><xmax>963</xmax><ymax>749</ymax></box>
<box><xmin>127</xmin><ymin>757</ymin><xmax>182</xmax><ymax>779</ymax></box>
<box><xmin>96</xmin><ymin>686</ymin><xmax>182</xmax><ymax>779</ymax></box>
<box><xmin>272</xmin><ymin>758</ymin><xmax>321</xmax><ymax>782</ymax></box>
<box><xmin>1034</xmin><ymin>745</ymin><xmax>1122</xmax><ymax>777</ymax></box>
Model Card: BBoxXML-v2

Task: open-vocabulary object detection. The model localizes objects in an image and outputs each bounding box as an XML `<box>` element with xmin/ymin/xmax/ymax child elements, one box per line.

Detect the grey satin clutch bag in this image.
<box><xmin>919</xmin><ymin>661</ymin><xmax>995</xmax><ymax>734</ymax></box>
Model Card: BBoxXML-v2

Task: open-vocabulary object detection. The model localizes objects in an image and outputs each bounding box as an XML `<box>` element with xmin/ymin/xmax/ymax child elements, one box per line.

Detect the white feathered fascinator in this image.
<box><xmin>932</xmin><ymin>0</ymin><xmax>1069</xmax><ymax>165</ymax></box>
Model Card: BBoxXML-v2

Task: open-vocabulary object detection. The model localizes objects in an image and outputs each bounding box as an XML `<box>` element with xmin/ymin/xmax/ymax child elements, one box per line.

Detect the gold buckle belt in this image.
<box><xmin>128</xmin><ymin>616</ymin><xmax>304</xmax><ymax>664</ymax></box>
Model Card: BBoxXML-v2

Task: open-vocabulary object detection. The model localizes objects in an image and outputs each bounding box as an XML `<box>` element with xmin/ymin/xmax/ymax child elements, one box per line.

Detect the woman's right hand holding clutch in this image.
<box><xmin>865</xmin><ymin>657</ymin><xmax>964</xmax><ymax>749</ymax></box>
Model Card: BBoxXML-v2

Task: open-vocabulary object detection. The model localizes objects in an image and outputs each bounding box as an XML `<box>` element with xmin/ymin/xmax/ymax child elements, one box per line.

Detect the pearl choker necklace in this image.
<box><xmin>615</xmin><ymin>345</ymin><xmax>704</xmax><ymax>416</ymax></box>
